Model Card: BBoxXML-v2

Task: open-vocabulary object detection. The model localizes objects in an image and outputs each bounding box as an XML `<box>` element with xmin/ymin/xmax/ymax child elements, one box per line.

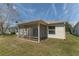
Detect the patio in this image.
<box><xmin>17</xmin><ymin>20</ymin><xmax>47</xmax><ymax>43</ymax></box>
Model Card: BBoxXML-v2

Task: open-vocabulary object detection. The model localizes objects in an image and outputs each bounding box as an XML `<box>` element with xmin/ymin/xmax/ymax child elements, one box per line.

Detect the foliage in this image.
<box><xmin>65</xmin><ymin>22</ymin><xmax>73</xmax><ymax>34</ymax></box>
<box><xmin>0</xmin><ymin>4</ymin><xmax>19</xmax><ymax>34</ymax></box>
<box><xmin>0</xmin><ymin>15</ymin><xmax>6</xmax><ymax>34</ymax></box>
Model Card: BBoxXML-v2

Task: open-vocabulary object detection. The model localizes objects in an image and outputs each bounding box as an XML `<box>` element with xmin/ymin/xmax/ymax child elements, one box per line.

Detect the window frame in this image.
<box><xmin>48</xmin><ymin>26</ymin><xmax>55</xmax><ymax>34</ymax></box>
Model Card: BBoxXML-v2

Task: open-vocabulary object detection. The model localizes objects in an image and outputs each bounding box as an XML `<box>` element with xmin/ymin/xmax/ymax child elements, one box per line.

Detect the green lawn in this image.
<box><xmin>0</xmin><ymin>34</ymin><xmax>79</xmax><ymax>56</ymax></box>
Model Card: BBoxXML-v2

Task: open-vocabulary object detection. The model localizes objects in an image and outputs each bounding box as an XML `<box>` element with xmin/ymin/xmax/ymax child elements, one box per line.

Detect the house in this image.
<box><xmin>7</xmin><ymin>26</ymin><xmax>18</xmax><ymax>34</ymax></box>
<box><xmin>17</xmin><ymin>20</ymin><xmax>66</xmax><ymax>43</ymax></box>
<box><xmin>73</xmin><ymin>22</ymin><xmax>79</xmax><ymax>36</ymax></box>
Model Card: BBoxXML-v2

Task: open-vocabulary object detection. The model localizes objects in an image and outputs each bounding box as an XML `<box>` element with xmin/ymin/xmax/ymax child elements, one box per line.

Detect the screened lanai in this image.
<box><xmin>17</xmin><ymin>20</ymin><xmax>47</xmax><ymax>43</ymax></box>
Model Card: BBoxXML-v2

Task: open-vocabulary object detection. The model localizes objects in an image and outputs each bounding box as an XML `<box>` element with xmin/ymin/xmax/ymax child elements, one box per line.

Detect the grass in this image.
<box><xmin>0</xmin><ymin>34</ymin><xmax>79</xmax><ymax>56</ymax></box>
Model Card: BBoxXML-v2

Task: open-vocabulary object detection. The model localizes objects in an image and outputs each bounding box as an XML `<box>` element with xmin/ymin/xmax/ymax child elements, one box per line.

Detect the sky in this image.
<box><xmin>0</xmin><ymin>3</ymin><xmax>79</xmax><ymax>26</ymax></box>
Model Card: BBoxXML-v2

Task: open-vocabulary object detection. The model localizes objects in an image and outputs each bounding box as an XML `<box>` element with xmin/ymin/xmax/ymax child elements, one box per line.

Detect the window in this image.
<box><xmin>48</xmin><ymin>26</ymin><xmax>55</xmax><ymax>29</ymax></box>
<box><xmin>48</xmin><ymin>26</ymin><xmax>55</xmax><ymax>34</ymax></box>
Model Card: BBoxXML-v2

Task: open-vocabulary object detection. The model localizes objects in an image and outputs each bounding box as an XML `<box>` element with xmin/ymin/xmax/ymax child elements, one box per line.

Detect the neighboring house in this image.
<box><xmin>5</xmin><ymin>26</ymin><xmax>18</xmax><ymax>34</ymax></box>
<box><xmin>17</xmin><ymin>20</ymin><xmax>66</xmax><ymax>43</ymax></box>
<box><xmin>73</xmin><ymin>22</ymin><xmax>79</xmax><ymax>36</ymax></box>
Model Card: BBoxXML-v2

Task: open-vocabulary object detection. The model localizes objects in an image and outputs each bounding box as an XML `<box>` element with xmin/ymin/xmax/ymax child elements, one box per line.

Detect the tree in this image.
<box><xmin>65</xmin><ymin>22</ymin><xmax>73</xmax><ymax>34</ymax></box>
<box><xmin>0</xmin><ymin>15</ymin><xmax>6</xmax><ymax>34</ymax></box>
<box><xmin>0</xmin><ymin>3</ymin><xmax>20</xmax><ymax>34</ymax></box>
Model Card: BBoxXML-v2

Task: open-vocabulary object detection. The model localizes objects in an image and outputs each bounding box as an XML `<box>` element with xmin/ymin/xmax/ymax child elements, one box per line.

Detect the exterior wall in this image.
<box><xmin>47</xmin><ymin>24</ymin><xmax>66</xmax><ymax>39</ymax></box>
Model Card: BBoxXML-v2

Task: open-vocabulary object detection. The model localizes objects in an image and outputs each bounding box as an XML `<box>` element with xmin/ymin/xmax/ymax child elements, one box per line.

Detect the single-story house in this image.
<box><xmin>73</xmin><ymin>22</ymin><xmax>79</xmax><ymax>36</ymax></box>
<box><xmin>17</xmin><ymin>20</ymin><xmax>66</xmax><ymax>43</ymax></box>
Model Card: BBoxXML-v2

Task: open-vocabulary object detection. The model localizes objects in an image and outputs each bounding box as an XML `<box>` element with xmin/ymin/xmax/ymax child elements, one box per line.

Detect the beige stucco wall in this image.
<box><xmin>48</xmin><ymin>24</ymin><xmax>66</xmax><ymax>39</ymax></box>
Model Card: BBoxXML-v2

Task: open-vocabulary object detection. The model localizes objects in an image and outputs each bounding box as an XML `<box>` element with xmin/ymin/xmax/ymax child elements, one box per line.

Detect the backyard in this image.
<box><xmin>0</xmin><ymin>34</ymin><xmax>79</xmax><ymax>56</ymax></box>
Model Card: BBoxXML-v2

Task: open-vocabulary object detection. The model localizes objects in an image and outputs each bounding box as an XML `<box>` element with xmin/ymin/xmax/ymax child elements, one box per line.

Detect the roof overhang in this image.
<box><xmin>47</xmin><ymin>21</ymin><xmax>65</xmax><ymax>25</ymax></box>
<box><xmin>17</xmin><ymin>20</ymin><xmax>65</xmax><ymax>28</ymax></box>
<box><xmin>17</xmin><ymin>20</ymin><xmax>47</xmax><ymax>28</ymax></box>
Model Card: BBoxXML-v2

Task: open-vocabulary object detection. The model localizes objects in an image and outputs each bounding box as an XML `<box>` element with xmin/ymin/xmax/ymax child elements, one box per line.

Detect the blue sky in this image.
<box><xmin>0</xmin><ymin>3</ymin><xmax>79</xmax><ymax>26</ymax></box>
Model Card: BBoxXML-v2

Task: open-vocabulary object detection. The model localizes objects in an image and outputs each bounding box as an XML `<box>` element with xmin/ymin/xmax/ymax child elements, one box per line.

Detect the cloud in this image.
<box><xmin>45</xmin><ymin>8</ymin><xmax>50</xmax><ymax>17</ymax></box>
<box><xmin>15</xmin><ymin>4</ymin><xmax>29</xmax><ymax>18</ymax></box>
<box><xmin>26</xmin><ymin>8</ymin><xmax>35</xmax><ymax>15</ymax></box>
<box><xmin>63</xmin><ymin>3</ymin><xmax>67</xmax><ymax>10</ymax></box>
<box><xmin>51</xmin><ymin>4</ymin><xmax>57</xmax><ymax>17</ymax></box>
<box><xmin>12</xmin><ymin>5</ymin><xmax>16</xmax><ymax>10</ymax></box>
<box><xmin>64</xmin><ymin>9</ymin><xmax>68</xmax><ymax>14</ymax></box>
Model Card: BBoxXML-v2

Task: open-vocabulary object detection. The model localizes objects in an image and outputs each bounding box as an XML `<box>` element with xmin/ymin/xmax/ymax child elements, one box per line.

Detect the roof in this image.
<box><xmin>18</xmin><ymin>20</ymin><xmax>47</xmax><ymax>26</ymax></box>
<box><xmin>17</xmin><ymin>19</ymin><xmax>65</xmax><ymax>26</ymax></box>
<box><xmin>45</xmin><ymin>20</ymin><xmax>65</xmax><ymax>24</ymax></box>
